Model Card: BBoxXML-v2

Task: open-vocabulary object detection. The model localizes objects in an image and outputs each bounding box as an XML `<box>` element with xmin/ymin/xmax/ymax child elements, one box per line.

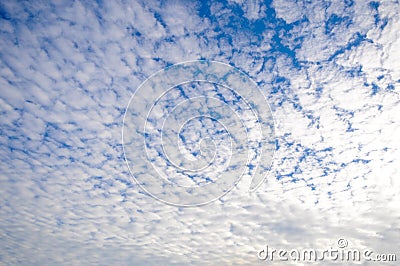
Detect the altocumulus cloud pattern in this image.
<box><xmin>123</xmin><ymin>60</ymin><xmax>275</xmax><ymax>206</ymax></box>
<box><xmin>0</xmin><ymin>0</ymin><xmax>399</xmax><ymax>265</ymax></box>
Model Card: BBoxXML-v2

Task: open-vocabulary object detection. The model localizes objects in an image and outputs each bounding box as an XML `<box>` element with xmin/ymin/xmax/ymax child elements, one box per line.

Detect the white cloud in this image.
<box><xmin>0</xmin><ymin>0</ymin><xmax>399</xmax><ymax>265</ymax></box>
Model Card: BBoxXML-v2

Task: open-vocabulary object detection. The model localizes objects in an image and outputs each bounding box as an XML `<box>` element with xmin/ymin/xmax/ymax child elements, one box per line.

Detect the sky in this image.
<box><xmin>0</xmin><ymin>0</ymin><xmax>399</xmax><ymax>265</ymax></box>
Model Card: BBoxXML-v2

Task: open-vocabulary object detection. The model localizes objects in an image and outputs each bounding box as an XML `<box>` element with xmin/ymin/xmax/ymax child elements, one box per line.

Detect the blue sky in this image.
<box><xmin>0</xmin><ymin>0</ymin><xmax>399</xmax><ymax>265</ymax></box>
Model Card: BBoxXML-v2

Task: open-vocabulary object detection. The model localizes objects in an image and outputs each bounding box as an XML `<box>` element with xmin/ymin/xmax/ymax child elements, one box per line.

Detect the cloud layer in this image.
<box><xmin>0</xmin><ymin>0</ymin><xmax>399</xmax><ymax>265</ymax></box>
